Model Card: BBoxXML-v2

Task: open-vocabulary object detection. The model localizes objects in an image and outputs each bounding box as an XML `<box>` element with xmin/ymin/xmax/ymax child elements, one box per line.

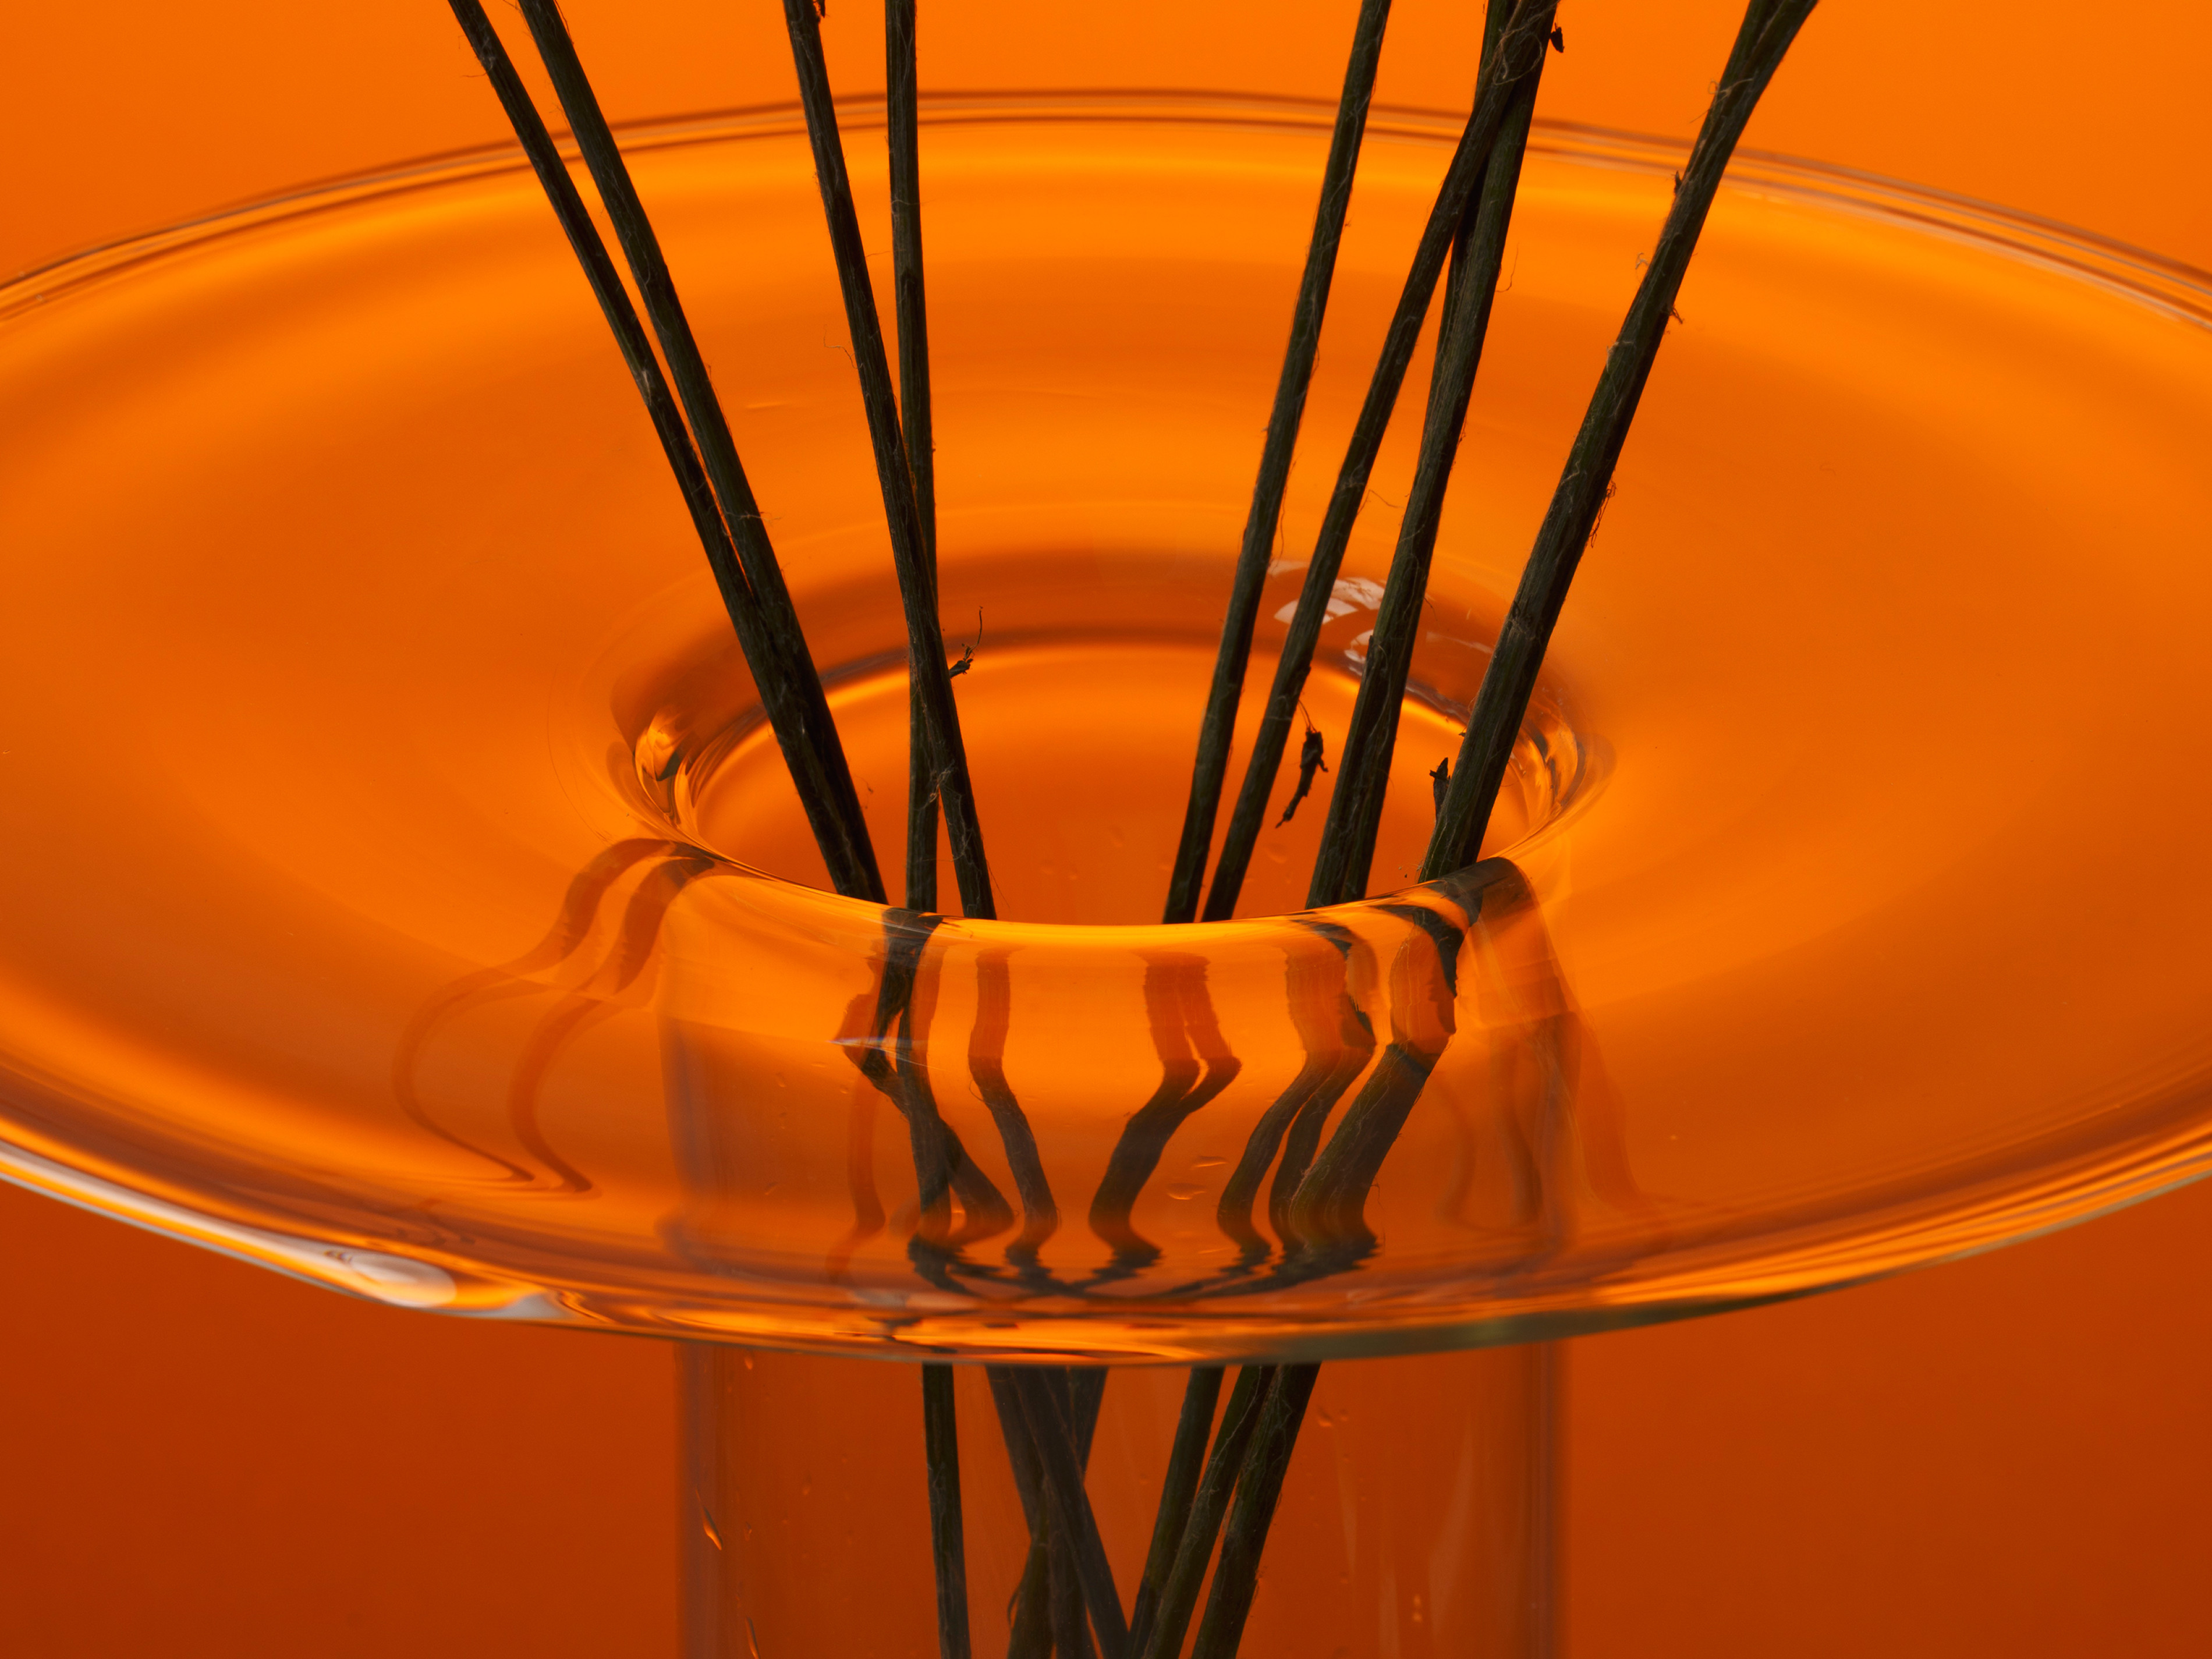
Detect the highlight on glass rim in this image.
<box><xmin>3</xmin><ymin>1</ymin><xmax>2211</xmax><ymax>1653</ymax></box>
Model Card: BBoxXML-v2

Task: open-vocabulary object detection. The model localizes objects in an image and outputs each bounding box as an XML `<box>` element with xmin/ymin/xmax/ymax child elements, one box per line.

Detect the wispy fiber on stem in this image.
<box><xmin>447</xmin><ymin>0</ymin><xmax>883</xmax><ymax>902</ymax></box>
<box><xmin>781</xmin><ymin>0</ymin><xmax>995</xmax><ymax>920</ymax></box>
<box><xmin>1198</xmin><ymin>0</ymin><xmax>1562</xmax><ymax>923</ymax></box>
<box><xmin>1160</xmin><ymin>0</ymin><xmax>1395</xmax><ymax>926</ymax></box>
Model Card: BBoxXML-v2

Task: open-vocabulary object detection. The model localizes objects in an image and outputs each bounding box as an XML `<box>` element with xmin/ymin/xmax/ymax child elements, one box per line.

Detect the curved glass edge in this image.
<box><xmin>6</xmin><ymin>1090</ymin><xmax>2209</xmax><ymax>1364</ymax></box>
<box><xmin>10</xmin><ymin>95</ymin><xmax>2198</xmax><ymax>950</ymax></box>
<box><xmin>525</xmin><ymin>1101</ymin><xmax>2212</xmax><ymax>1362</ymax></box>
<box><xmin>6</xmin><ymin>95</ymin><xmax>2211</xmax><ymax>1360</ymax></box>
<box><xmin>10</xmin><ymin>94</ymin><xmax>2206</xmax><ymax>329</ymax></box>
<box><xmin>0</xmin><ymin>1139</ymin><xmax>545</xmax><ymax>1318</ymax></box>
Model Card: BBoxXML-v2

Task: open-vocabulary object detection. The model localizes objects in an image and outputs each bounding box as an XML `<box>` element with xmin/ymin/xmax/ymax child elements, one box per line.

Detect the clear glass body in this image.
<box><xmin>0</xmin><ymin>101</ymin><xmax>2209</xmax><ymax>1365</ymax></box>
<box><xmin>680</xmin><ymin>1343</ymin><xmax>1554</xmax><ymax>1659</ymax></box>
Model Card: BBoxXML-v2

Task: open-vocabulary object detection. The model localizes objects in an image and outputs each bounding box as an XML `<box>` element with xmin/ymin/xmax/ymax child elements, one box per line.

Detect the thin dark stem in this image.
<box><xmin>1306</xmin><ymin>43</ymin><xmax>1547</xmax><ymax>908</ymax></box>
<box><xmin>1134</xmin><ymin>1365</ymin><xmax>1275</xmax><ymax>1659</ymax></box>
<box><xmin>1282</xmin><ymin>906</ymin><xmax>1465</xmax><ymax>1252</ymax></box>
<box><xmin>921</xmin><ymin>1364</ymin><xmax>972</xmax><ymax>1659</ymax></box>
<box><xmin>446</xmin><ymin>0</ymin><xmax>882</xmax><ymax>902</ymax></box>
<box><xmin>994</xmin><ymin>1368</ymin><xmax>1115</xmax><ymax>1656</ymax></box>
<box><xmin>1051</xmin><ymin>1517</ymin><xmax>1096</xmax><ymax>1659</ymax></box>
<box><xmin>1186</xmin><ymin>1365</ymin><xmax>1320</xmax><ymax>1659</ymax></box>
<box><xmin>1426</xmin><ymin>165</ymin><xmax>1480</xmax><ymax>422</ymax></box>
<box><xmin>1127</xmin><ymin>1365</ymin><xmax>1224</xmax><ymax>1657</ymax></box>
<box><xmin>1062</xmin><ymin>1369</ymin><xmax>1109</xmax><ymax>1659</ymax></box>
<box><xmin>1198</xmin><ymin>0</ymin><xmax>1562</xmax><ymax>923</ymax></box>
<box><xmin>487</xmin><ymin>10</ymin><xmax>974</xmax><ymax>1639</ymax></box>
<box><xmin>1424</xmin><ymin>0</ymin><xmax>1820</xmax><ymax>880</ymax></box>
<box><xmin>888</xmin><ymin>18</ymin><xmax>968</xmax><ymax>1651</ymax></box>
<box><xmin>852</xmin><ymin>915</ymin><xmax>1015</xmax><ymax>1271</ymax></box>
<box><xmin>1183</xmin><ymin>8</ymin><xmax>1823</xmax><ymax>1651</ymax></box>
<box><xmin>781</xmin><ymin>0</ymin><xmax>996</xmax><ymax>920</ymax></box>
<box><xmin>1007</xmin><ymin>1542</ymin><xmax>1052</xmax><ymax>1659</ymax></box>
<box><xmin>508</xmin><ymin>0</ymin><xmax>885</xmax><ymax>904</ymax></box>
<box><xmin>1124</xmin><ymin>17</ymin><xmax>1550</xmax><ymax>1653</ymax></box>
<box><xmin>1160</xmin><ymin>0</ymin><xmax>1394</xmax><ymax>926</ymax></box>
<box><xmin>888</xmin><ymin>0</ymin><xmax>943</xmax><ymax>914</ymax></box>
<box><xmin>1008</xmin><ymin>1370</ymin><xmax>1129</xmax><ymax>1659</ymax></box>
<box><xmin>887</xmin><ymin>0</ymin><xmax>937</xmax><ymax>582</ymax></box>
<box><xmin>1069</xmin><ymin>1367</ymin><xmax>1108</xmax><ymax>1452</ymax></box>
<box><xmin>1123</xmin><ymin>18</ymin><xmax>1543</xmax><ymax>1652</ymax></box>
<box><xmin>987</xmin><ymin>1366</ymin><xmax>1055</xmax><ymax>1658</ymax></box>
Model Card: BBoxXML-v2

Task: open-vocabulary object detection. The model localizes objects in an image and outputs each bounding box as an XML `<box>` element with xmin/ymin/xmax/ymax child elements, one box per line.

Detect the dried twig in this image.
<box><xmin>889</xmin><ymin>0</ymin><xmax>945</xmax><ymax>917</ymax></box>
<box><xmin>1198</xmin><ymin>0</ymin><xmax>1562</xmax><ymax>921</ymax></box>
<box><xmin>1306</xmin><ymin>19</ymin><xmax>1549</xmax><ymax>906</ymax></box>
<box><xmin>449</xmin><ymin>0</ymin><xmax>884</xmax><ymax>901</ymax></box>
<box><xmin>1160</xmin><ymin>0</ymin><xmax>1395</xmax><ymax>925</ymax></box>
<box><xmin>1427</xmin><ymin>0</ymin><xmax>1821</xmax><ymax>878</ymax></box>
<box><xmin>782</xmin><ymin>0</ymin><xmax>995</xmax><ymax>919</ymax></box>
<box><xmin>1191</xmin><ymin>5</ymin><xmax>1821</xmax><ymax>1649</ymax></box>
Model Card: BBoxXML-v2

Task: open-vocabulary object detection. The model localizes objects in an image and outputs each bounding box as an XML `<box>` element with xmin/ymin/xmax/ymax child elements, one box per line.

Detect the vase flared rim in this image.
<box><xmin>12</xmin><ymin>91</ymin><xmax>2207</xmax><ymax>320</ymax></box>
<box><xmin>6</xmin><ymin>94</ymin><xmax>2212</xmax><ymax>1362</ymax></box>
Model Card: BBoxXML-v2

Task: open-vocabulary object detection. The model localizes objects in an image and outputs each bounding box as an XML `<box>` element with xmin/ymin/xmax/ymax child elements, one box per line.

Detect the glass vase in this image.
<box><xmin>2</xmin><ymin>94</ymin><xmax>2210</xmax><ymax>1658</ymax></box>
<box><xmin>680</xmin><ymin>1345</ymin><xmax>1556</xmax><ymax>1658</ymax></box>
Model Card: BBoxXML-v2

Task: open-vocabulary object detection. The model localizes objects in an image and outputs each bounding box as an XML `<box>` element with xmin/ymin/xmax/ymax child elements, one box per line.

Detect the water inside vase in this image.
<box><xmin>684</xmin><ymin>1341</ymin><xmax>1553</xmax><ymax>1659</ymax></box>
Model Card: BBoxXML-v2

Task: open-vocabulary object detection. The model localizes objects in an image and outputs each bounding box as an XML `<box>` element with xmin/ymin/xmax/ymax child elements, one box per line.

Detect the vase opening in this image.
<box><xmin>621</xmin><ymin>544</ymin><xmax>1594</xmax><ymax>923</ymax></box>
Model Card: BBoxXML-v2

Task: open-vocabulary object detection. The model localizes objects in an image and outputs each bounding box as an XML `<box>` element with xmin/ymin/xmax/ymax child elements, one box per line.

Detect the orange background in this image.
<box><xmin>3</xmin><ymin>2</ymin><xmax>2211</xmax><ymax>1653</ymax></box>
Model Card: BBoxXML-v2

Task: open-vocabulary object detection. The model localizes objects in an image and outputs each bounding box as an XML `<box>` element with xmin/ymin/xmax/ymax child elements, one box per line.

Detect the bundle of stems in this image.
<box><xmin>444</xmin><ymin>0</ymin><xmax>1817</xmax><ymax>1651</ymax></box>
<box><xmin>1134</xmin><ymin>5</ymin><xmax>1820</xmax><ymax>1653</ymax></box>
<box><xmin>445</xmin><ymin>5</ymin><xmax>1018</xmax><ymax>1656</ymax></box>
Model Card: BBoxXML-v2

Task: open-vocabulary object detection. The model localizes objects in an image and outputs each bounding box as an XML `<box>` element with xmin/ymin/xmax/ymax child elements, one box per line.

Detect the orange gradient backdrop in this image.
<box><xmin>2</xmin><ymin>2</ymin><xmax>2210</xmax><ymax>1655</ymax></box>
